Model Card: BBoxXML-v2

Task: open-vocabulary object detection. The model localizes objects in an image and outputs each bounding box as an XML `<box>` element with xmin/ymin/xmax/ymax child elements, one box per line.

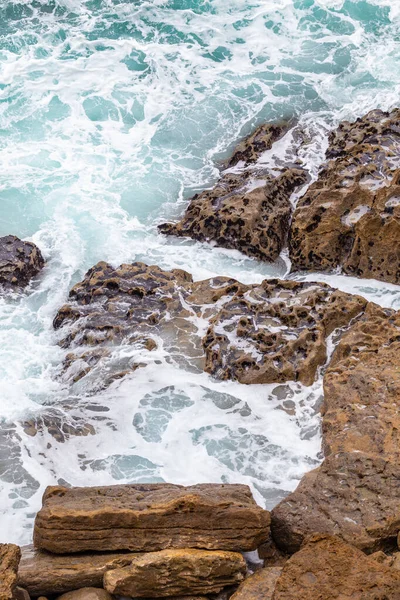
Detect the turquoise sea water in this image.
<box><xmin>1</xmin><ymin>0</ymin><xmax>400</xmax><ymax>544</ymax></box>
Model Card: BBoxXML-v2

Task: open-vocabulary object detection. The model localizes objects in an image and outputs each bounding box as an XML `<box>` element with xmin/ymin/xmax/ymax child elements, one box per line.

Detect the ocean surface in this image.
<box><xmin>1</xmin><ymin>0</ymin><xmax>400</xmax><ymax>545</ymax></box>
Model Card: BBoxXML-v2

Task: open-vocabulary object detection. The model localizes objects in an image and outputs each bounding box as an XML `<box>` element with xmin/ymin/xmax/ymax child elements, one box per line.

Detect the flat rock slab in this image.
<box><xmin>33</xmin><ymin>483</ymin><xmax>270</xmax><ymax>554</ymax></box>
<box><xmin>18</xmin><ymin>545</ymin><xmax>138</xmax><ymax>596</ymax></box>
<box><xmin>230</xmin><ymin>567</ymin><xmax>282</xmax><ymax>600</ymax></box>
<box><xmin>0</xmin><ymin>235</ymin><xmax>44</xmax><ymax>289</ymax></box>
<box><xmin>273</xmin><ymin>535</ymin><xmax>400</xmax><ymax>600</ymax></box>
<box><xmin>103</xmin><ymin>549</ymin><xmax>247</xmax><ymax>597</ymax></box>
<box><xmin>0</xmin><ymin>543</ymin><xmax>21</xmax><ymax>600</ymax></box>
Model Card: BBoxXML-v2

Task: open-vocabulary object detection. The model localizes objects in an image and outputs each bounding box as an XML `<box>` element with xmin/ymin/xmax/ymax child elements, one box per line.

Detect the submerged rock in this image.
<box><xmin>0</xmin><ymin>543</ymin><xmax>21</xmax><ymax>600</ymax></box>
<box><xmin>18</xmin><ymin>545</ymin><xmax>137</xmax><ymax>596</ymax></box>
<box><xmin>33</xmin><ymin>483</ymin><xmax>270</xmax><ymax>554</ymax></box>
<box><xmin>290</xmin><ymin>109</ymin><xmax>400</xmax><ymax>284</ymax></box>
<box><xmin>0</xmin><ymin>235</ymin><xmax>44</xmax><ymax>290</ymax></box>
<box><xmin>103</xmin><ymin>549</ymin><xmax>246</xmax><ymax>597</ymax></box>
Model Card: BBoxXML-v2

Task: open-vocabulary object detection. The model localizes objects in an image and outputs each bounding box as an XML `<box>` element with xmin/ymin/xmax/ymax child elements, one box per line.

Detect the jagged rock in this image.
<box><xmin>18</xmin><ymin>545</ymin><xmax>137</xmax><ymax>596</ymax></box>
<box><xmin>53</xmin><ymin>263</ymin><xmax>367</xmax><ymax>388</ymax></box>
<box><xmin>22</xmin><ymin>411</ymin><xmax>95</xmax><ymax>444</ymax></box>
<box><xmin>0</xmin><ymin>543</ymin><xmax>21</xmax><ymax>600</ymax></box>
<box><xmin>290</xmin><ymin>109</ymin><xmax>400</xmax><ymax>284</ymax></box>
<box><xmin>103</xmin><ymin>549</ymin><xmax>246</xmax><ymax>597</ymax></box>
<box><xmin>33</xmin><ymin>483</ymin><xmax>270</xmax><ymax>554</ymax></box>
<box><xmin>159</xmin><ymin>168</ymin><xmax>307</xmax><ymax>262</ymax></box>
<box><xmin>225</xmin><ymin>123</ymin><xmax>288</xmax><ymax>168</ymax></box>
<box><xmin>0</xmin><ymin>235</ymin><xmax>44</xmax><ymax>290</ymax></box>
<box><xmin>271</xmin><ymin>452</ymin><xmax>400</xmax><ymax>554</ymax></box>
<box><xmin>229</xmin><ymin>567</ymin><xmax>282</xmax><ymax>600</ymax></box>
<box><xmin>272</xmin><ymin>535</ymin><xmax>400</xmax><ymax>600</ymax></box>
<box><xmin>57</xmin><ymin>589</ymin><xmax>113</xmax><ymax>600</ymax></box>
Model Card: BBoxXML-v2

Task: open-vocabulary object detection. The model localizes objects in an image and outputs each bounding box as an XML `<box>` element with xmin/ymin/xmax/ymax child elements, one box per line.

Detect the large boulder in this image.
<box><xmin>289</xmin><ymin>109</ymin><xmax>400</xmax><ymax>284</ymax></box>
<box><xmin>0</xmin><ymin>543</ymin><xmax>21</xmax><ymax>600</ymax></box>
<box><xmin>159</xmin><ymin>169</ymin><xmax>307</xmax><ymax>262</ymax></box>
<box><xmin>272</xmin><ymin>535</ymin><xmax>400</xmax><ymax>600</ymax></box>
<box><xmin>103</xmin><ymin>549</ymin><xmax>246</xmax><ymax>597</ymax></box>
<box><xmin>0</xmin><ymin>235</ymin><xmax>44</xmax><ymax>290</ymax></box>
<box><xmin>33</xmin><ymin>483</ymin><xmax>270</xmax><ymax>554</ymax></box>
<box><xmin>18</xmin><ymin>545</ymin><xmax>137</xmax><ymax>596</ymax></box>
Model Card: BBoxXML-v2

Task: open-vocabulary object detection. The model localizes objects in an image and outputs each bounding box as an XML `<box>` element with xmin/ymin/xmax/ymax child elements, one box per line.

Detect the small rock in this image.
<box><xmin>13</xmin><ymin>587</ymin><xmax>30</xmax><ymax>600</ymax></box>
<box><xmin>0</xmin><ymin>235</ymin><xmax>44</xmax><ymax>290</ymax></box>
<box><xmin>57</xmin><ymin>589</ymin><xmax>113</xmax><ymax>600</ymax></box>
<box><xmin>103</xmin><ymin>549</ymin><xmax>247</xmax><ymax>597</ymax></box>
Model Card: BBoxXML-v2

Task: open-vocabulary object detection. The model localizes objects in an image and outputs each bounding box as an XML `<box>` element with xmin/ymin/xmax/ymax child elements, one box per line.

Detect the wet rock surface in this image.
<box><xmin>0</xmin><ymin>235</ymin><xmax>44</xmax><ymax>290</ymax></box>
<box><xmin>159</xmin><ymin>168</ymin><xmax>307</xmax><ymax>262</ymax></box>
<box><xmin>225</xmin><ymin>122</ymin><xmax>288</xmax><ymax>169</ymax></box>
<box><xmin>103</xmin><ymin>549</ymin><xmax>247</xmax><ymax>597</ymax></box>
<box><xmin>54</xmin><ymin>262</ymin><xmax>367</xmax><ymax>389</ymax></box>
<box><xmin>0</xmin><ymin>543</ymin><xmax>21</xmax><ymax>600</ymax></box>
<box><xmin>272</xmin><ymin>535</ymin><xmax>400</xmax><ymax>600</ymax></box>
<box><xmin>18</xmin><ymin>545</ymin><xmax>137</xmax><ymax>596</ymax></box>
<box><xmin>290</xmin><ymin>109</ymin><xmax>400</xmax><ymax>284</ymax></box>
<box><xmin>33</xmin><ymin>483</ymin><xmax>270</xmax><ymax>554</ymax></box>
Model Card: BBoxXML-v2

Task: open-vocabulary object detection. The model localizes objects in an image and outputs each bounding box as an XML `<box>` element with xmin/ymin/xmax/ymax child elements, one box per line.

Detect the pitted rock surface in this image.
<box><xmin>54</xmin><ymin>263</ymin><xmax>367</xmax><ymax>388</ymax></box>
<box><xmin>159</xmin><ymin>168</ymin><xmax>307</xmax><ymax>262</ymax></box>
<box><xmin>0</xmin><ymin>235</ymin><xmax>44</xmax><ymax>290</ymax></box>
<box><xmin>272</xmin><ymin>535</ymin><xmax>400</xmax><ymax>600</ymax></box>
<box><xmin>33</xmin><ymin>483</ymin><xmax>270</xmax><ymax>554</ymax></box>
<box><xmin>103</xmin><ymin>549</ymin><xmax>247</xmax><ymax>597</ymax></box>
<box><xmin>225</xmin><ymin>122</ymin><xmax>288</xmax><ymax>168</ymax></box>
<box><xmin>18</xmin><ymin>545</ymin><xmax>137</xmax><ymax>596</ymax></box>
<box><xmin>0</xmin><ymin>543</ymin><xmax>21</xmax><ymax>600</ymax></box>
<box><xmin>289</xmin><ymin>109</ymin><xmax>400</xmax><ymax>284</ymax></box>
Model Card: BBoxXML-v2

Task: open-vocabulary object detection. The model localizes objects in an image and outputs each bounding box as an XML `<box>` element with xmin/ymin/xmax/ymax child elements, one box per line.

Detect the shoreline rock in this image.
<box><xmin>0</xmin><ymin>235</ymin><xmax>44</xmax><ymax>290</ymax></box>
<box><xmin>0</xmin><ymin>544</ymin><xmax>21</xmax><ymax>600</ymax></box>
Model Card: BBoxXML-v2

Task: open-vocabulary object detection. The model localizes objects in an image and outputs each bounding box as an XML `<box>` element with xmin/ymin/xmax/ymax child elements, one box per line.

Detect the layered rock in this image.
<box><xmin>0</xmin><ymin>235</ymin><xmax>44</xmax><ymax>290</ymax></box>
<box><xmin>33</xmin><ymin>483</ymin><xmax>270</xmax><ymax>554</ymax></box>
<box><xmin>54</xmin><ymin>261</ymin><xmax>367</xmax><ymax>388</ymax></box>
<box><xmin>290</xmin><ymin>109</ymin><xmax>400</xmax><ymax>284</ymax></box>
<box><xmin>159</xmin><ymin>168</ymin><xmax>307</xmax><ymax>262</ymax></box>
<box><xmin>103</xmin><ymin>549</ymin><xmax>247</xmax><ymax>597</ymax></box>
<box><xmin>0</xmin><ymin>544</ymin><xmax>21</xmax><ymax>600</ymax></box>
<box><xmin>18</xmin><ymin>545</ymin><xmax>137</xmax><ymax>596</ymax></box>
<box><xmin>272</xmin><ymin>535</ymin><xmax>400</xmax><ymax>600</ymax></box>
<box><xmin>271</xmin><ymin>304</ymin><xmax>400</xmax><ymax>553</ymax></box>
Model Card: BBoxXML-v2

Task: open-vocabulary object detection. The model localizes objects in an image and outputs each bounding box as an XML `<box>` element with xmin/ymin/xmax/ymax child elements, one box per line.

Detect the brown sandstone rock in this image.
<box><xmin>103</xmin><ymin>549</ymin><xmax>246</xmax><ymax>597</ymax></box>
<box><xmin>0</xmin><ymin>543</ymin><xmax>21</xmax><ymax>600</ymax></box>
<box><xmin>229</xmin><ymin>567</ymin><xmax>282</xmax><ymax>600</ymax></box>
<box><xmin>290</xmin><ymin>109</ymin><xmax>400</xmax><ymax>284</ymax></box>
<box><xmin>272</xmin><ymin>535</ymin><xmax>400</xmax><ymax>600</ymax></box>
<box><xmin>0</xmin><ymin>235</ymin><xmax>44</xmax><ymax>290</ymax></box>
<box><xmin>57</xmin><ymin>588</ymin><xmax>113</xmax><ymax>600</ymax></box>
<box><xmin>18</xmin><ymin>545</ymin><xmax>137</xmax><ymax>596</ymax></box>
<box><xmin>159</xmin><ymin>168</ymin><xmax>307</xmax><ymax>262</ymax></box>
<box><xmin>33</xmin><ymin>483</ymin><xmax>270</xmax><ymax>554</ymax></box>
<box><xmin>226</xmin><ymin>123</ymin><xmax>288</xmax><ymax>168</ymax></box>
<box><xmin>271</xmin><ymin>452</ymin><xmax>400</xmax><ymax>554</ymax></box>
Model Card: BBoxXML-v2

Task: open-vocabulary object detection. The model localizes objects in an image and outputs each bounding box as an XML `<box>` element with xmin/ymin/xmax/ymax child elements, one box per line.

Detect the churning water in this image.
<box><xmin>1</xmin><ymin>0</ymin><xmax>400</xmax><ymax>544</ymax></box>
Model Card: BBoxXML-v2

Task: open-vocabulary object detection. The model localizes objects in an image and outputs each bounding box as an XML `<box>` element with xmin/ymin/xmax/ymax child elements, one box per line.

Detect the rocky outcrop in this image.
<box><xmin>33</xmin><ymin>483</ymin><xmax>270</xmax><ymax>554</ymax></box>
<box><xmin>0</xmin><ymin>544</ymin><xmax>21</xmax><ymax>600</ymax></box>
<box><xmin>271</xmin><ymin>304</ymin><xmax>400</xmax><ymax>554</ymax></box>
<box><xmin>0</xmin><ymin>235</ymin><xmax>44</xmax><ymax>290</ymax></box>
<box><xmin>272</xmin><ymin>535</ymin><xmax>400</xmax><ymax>600</ymax></box>
<box><xmin>229</xmin><ymin>567</ymin><xmax>282</xmax><ymax>600</ymax></box>
<box><xmin>159</xmin><ymin>169</ymin><xmax>307</xmax><ymax>262</ymax></box>
<box><xmin>290</xmin><ymin>109</ymin><xmax>400</xmax><ymax>284</ymax></box>
<box><xmin>103</xmin><ymin>549</ymin><xmax>246</xmax><ymax>597</ymax></box>
<box><xmin>18</xmin><ymin>545</ymin><xmax>137</xmax><ymax>596</ymax></box>
<box><xmin>54</xmin><ymin>261</ymin><xmax>367</xmax><ymax>388</ymax></box>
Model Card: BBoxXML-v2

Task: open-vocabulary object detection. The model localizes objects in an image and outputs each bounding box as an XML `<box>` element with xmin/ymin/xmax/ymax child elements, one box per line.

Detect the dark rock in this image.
<box><xmin>225</xmin><ymin>122</ymin><xmax>288</xmax><ymax>168</ymax></box>
<box><xmin>0</xmin><ymin>235</ymin><xmax>44</xmax><ymax>290</ymax></box>
<box><xmin>290</xmin><ymin>109</ymin><xmax>400</xmax><ymax>284</ymax></box>
<box><xmin>0</xmin><ymin>543</ymin><xmax>21</xmax><ymax>600</ymax></box>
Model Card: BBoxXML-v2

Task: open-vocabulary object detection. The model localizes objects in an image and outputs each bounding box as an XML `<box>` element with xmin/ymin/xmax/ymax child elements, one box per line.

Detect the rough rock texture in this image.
<box><xmin>33</xmin><ymin>483</ymin><xmax>270</xmax><ymax>554</ymax></box>
<box><xmin>159</xmin><ymin>168</ymin><xmax>307</xmax><ymax>262</ymax></box>
<box><xmin>18</xmin><ymin>545</ymin><xmax>137</xmax><ymax>596</ymax></box>
<box><xmin>229</xmin><ymin>567</ymin><xmax>282</xmax><ymax>600</ymax></box>
<box><xmin>57</xmin><ymin>588</ymin><xmax>113</xmax><ymax>600</ymax></box>
<box><xmin>257</xmin><ymin>536</ymin><xmax>288</xmax><ymax>566</ymax></box>
<box><xmin>225</xmin><ymin>123</ymin><xmax>288</xmax><ymax>168</ymax></box>
<box><xmin>272</xmin><ymin>535</ymin><xmax>400</xmax><ymax>600</ymax></box>
<box><xmin>103</xmin><ymin>549</ymin><xmax>247</xmax><ymax>597</ymax></box>
<box><xmin>54</xmin><ymin>262</ymin><xmax>368</xmax><ymax>388</ymax></box>
<box><xmin>0</xmin><ymin>235</ymin><xmax>44</xmax><ymax>290</ymax></box>
<box><xmin>0</xmin><ymin>544</ymin><xmax>21</xmax><ymax>600</ymax></box>
<box><xmin>290</xmin><ymin>109</ymin><xmax>400</xmax><ymax>284</ymax></box>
